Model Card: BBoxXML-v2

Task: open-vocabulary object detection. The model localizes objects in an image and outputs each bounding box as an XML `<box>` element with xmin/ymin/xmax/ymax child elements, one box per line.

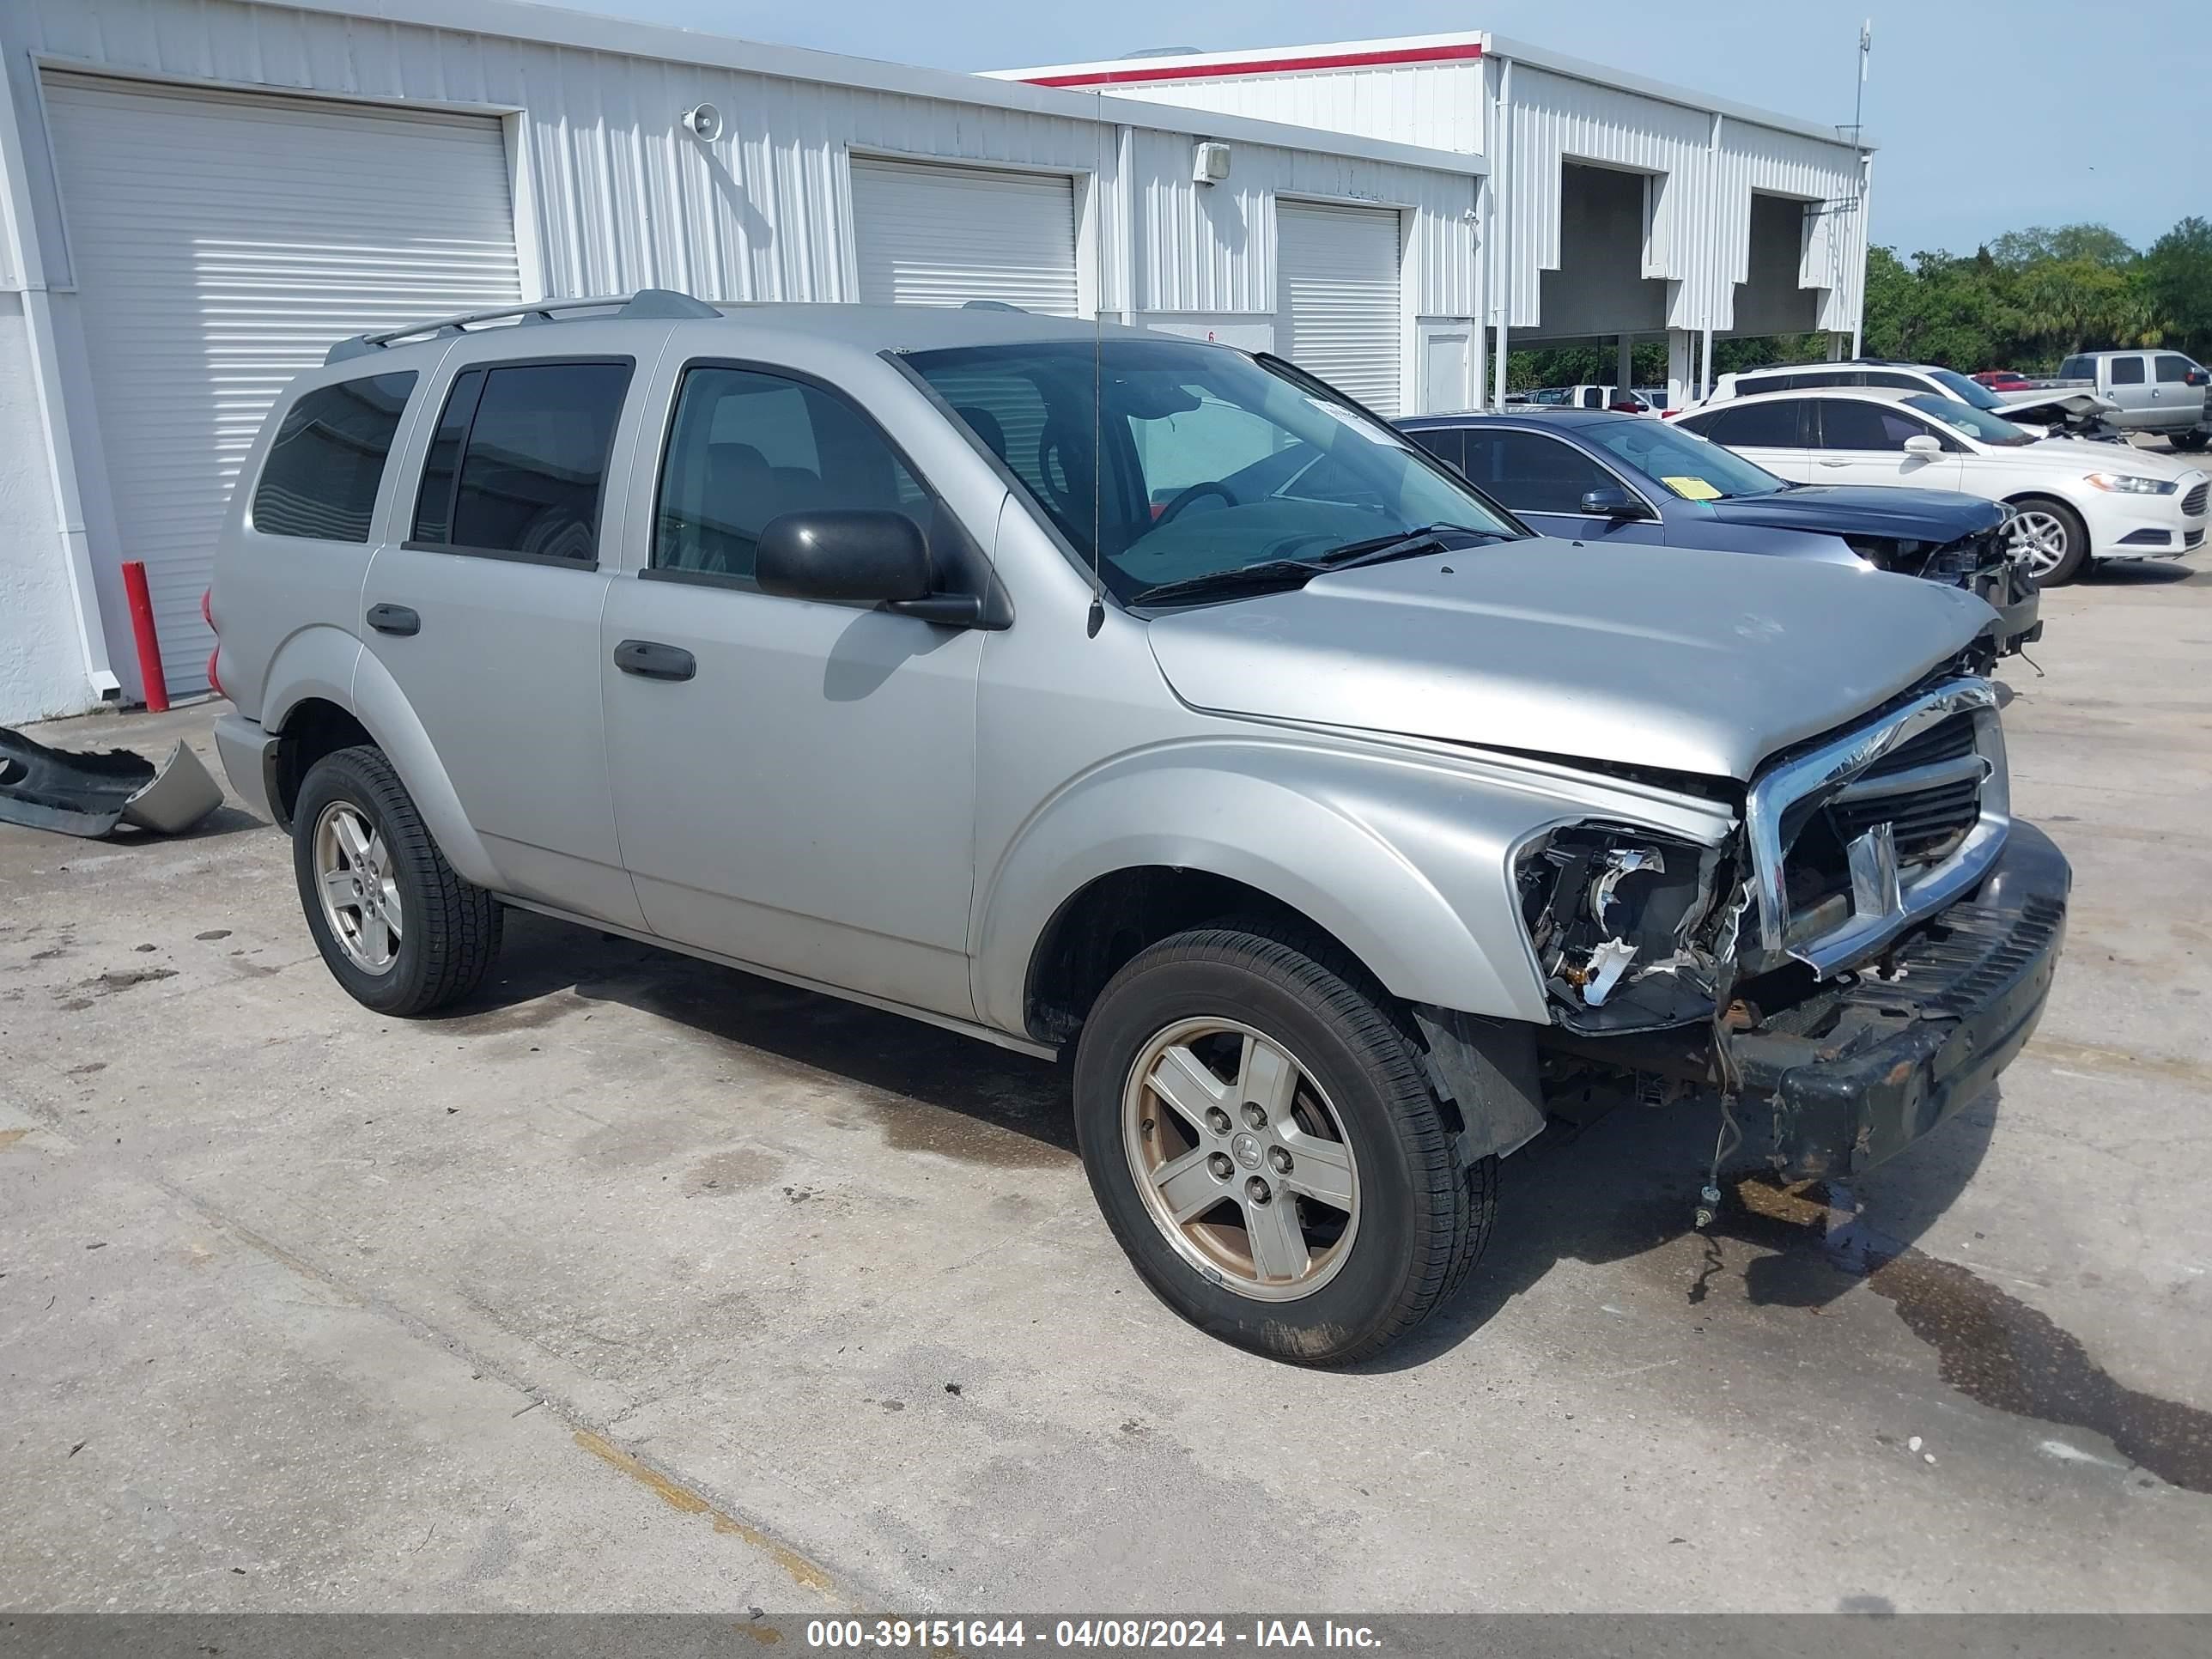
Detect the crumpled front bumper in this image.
<box><xmin>1969</xmin><ymin>560</ymin><xmax>2041</xmax><ymax>654</ymax></box>
<box><xmin>1723</xmin><ymin>819</ymin><xmax>2070</xmax><ymax>1178</ymax></box>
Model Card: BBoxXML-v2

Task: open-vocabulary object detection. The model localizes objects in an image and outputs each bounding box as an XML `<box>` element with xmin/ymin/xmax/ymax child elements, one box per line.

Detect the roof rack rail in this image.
<box><xmin>325</xmin><ymin>288</ymin><xmax>721</xmax><ymax>365</ymax></box>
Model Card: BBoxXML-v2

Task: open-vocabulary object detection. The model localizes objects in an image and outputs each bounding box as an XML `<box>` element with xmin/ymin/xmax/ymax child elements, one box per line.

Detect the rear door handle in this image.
<box><xmin>613</xmin><ymin>639</ymin><xmax>696</xmax><ymax>682</ymax></box>
<box><xmin>366</xmin><ymin>603</ymin><xmax>420</xmax><ymax>636</ymax></box>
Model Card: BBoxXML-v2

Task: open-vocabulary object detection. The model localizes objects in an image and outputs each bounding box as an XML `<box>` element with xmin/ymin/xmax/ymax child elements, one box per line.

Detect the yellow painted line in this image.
<box><xmin>0</xmin><ymin>1128</ymin><xmax>31</xmax><ymax>1152</ymax></box>
<box><xmin>2027</xmin><ymin>1037</ymin><xmax>2212</xmax><ymax>1091</ymax></box>
<box><xmin>573</xmin><ymin>1430</ymin><xmax>839</xmax><ymax>1600</ymax></box>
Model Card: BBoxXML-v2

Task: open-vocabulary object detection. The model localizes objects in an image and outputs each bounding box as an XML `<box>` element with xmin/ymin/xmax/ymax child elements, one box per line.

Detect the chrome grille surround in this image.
<box><xmin>1743</xmin><ymin>679</ymin><xmax>2008</xmax><ymax>979</ymax></box>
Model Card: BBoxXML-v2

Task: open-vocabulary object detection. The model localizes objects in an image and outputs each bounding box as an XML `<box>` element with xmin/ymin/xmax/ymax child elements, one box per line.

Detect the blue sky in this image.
<box><xmin>589</xmin><ymin>0</ymin><xmax>2206</xmax><ymax>258</ymax></box>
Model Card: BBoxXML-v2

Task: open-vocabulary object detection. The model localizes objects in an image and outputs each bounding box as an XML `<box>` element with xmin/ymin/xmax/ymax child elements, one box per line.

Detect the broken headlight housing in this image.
<box><xmin>1515</xmin><ymin>823</ymin><xmax>1744</xmax><ymax>1035</ymax></box>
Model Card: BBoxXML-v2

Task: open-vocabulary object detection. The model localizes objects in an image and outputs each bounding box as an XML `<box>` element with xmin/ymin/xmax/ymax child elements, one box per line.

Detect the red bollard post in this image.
<box><xmin>120</xmin><ymin>560</ymin><xmax>171</xmax><ymax>713</ymax></box>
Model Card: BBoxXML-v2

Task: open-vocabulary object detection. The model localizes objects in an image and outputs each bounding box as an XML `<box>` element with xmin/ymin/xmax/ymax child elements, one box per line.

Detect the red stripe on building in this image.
<box><xmin>1022</xmin><ymin>42</ymin><xmax>1483</xmax><ymax>88</ymax></box>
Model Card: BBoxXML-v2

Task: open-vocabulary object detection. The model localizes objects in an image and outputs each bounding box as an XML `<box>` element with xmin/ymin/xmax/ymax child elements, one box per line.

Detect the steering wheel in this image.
<box><xmin>1153</xmin><ymin>481</ymin><xmax>1237</xmax><ymax>528</ymax></box>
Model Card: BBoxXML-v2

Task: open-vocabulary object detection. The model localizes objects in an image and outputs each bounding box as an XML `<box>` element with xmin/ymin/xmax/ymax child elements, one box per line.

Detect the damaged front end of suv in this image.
<box><xmin>1520</xmin><ymin>676</ymin><xmax>2069</xmax><ymax>1178</ymax></box>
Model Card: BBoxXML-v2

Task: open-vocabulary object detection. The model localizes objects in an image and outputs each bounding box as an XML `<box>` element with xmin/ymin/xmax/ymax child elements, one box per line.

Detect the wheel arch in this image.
<box><xmin>975</xmin><ymin>748</ymin><xmax>1575</xmax><ymax>1045</ymax></box>
<box><xmin>264</xmin><ymin>648</ymin><xmax>501</xmax><ymax>889</ymax></box>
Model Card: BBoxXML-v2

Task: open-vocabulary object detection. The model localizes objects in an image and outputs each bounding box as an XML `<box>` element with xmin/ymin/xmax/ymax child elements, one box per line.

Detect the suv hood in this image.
<box><xmin>1707</xmin><ymin>486</ymin><xmax>2005</xmax><ymax>542</ymax></box>
<box><xmin>1146</xmin><ymin>539</ymin><xmax>1991</xmax><ymax>781</ymax></box>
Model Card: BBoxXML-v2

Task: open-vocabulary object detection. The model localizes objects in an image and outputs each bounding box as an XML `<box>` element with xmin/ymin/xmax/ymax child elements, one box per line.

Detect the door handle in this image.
<box><xmin>1818</xmin><ymin>459</ymin><xmax>1850</xmax><ymax>468</ymax></box>
<box><xmin>366</xmin><ymin>603</ymin><xmax>420</xmax><ymax>636</ymax></box>
<box><xmin>613</xmin><ymin>639</ymin><xmax>696</xmax><ymax>682</ymax></box>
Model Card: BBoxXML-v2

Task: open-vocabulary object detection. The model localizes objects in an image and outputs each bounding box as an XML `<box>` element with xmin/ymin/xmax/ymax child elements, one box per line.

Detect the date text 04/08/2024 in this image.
<box><xmin>802</xmin><ymin>1619</ymin><xmax>1382</xmax><ymax>1650</ymax></box>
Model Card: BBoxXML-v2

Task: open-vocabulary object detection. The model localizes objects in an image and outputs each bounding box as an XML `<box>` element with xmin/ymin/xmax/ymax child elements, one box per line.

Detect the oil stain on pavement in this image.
<box><xmin>1727</xmin><ymin>1174</ymin><xmax>2212</xmax><ymax>1493</ymax></box>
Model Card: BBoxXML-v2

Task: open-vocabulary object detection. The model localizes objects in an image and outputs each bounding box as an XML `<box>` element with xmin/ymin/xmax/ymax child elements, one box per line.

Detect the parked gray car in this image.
<box><xmin>209</xmin><ymin>294</ymin><xmax>2069</xmax><ymax>1364</ymax></box>
<box><xmin>2051</xmin><ymin>350</ymin><xmax>2210</xmax><ymax>447</ymax></box>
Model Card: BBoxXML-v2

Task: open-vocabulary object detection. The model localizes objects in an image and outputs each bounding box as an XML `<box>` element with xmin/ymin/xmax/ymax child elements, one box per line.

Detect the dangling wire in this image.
<box><xmin>1086</xmin><ymin>90</ymin><xmax>1107</xmax><ymax>639</ymax></box>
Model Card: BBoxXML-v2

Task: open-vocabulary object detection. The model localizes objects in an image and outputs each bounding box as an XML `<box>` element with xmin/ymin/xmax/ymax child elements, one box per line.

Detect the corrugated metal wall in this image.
<box><xmin>1492</xmin><ymin>65</ymin><xmax>1711</xmax><ymax>331</ymax></box>
<box><xmin>3</xmin><ymin>0</ymin><xmax>1478</xmax><ymax>322</ymax></box>
<box><xmin>1027</xmin><ymin>52</ymin><xmax>1867</xmax><ymax>344</ymax></box>
<box><xmin>1085</xmin><ymin>63</ymin><xmax>1486</xmax><ymax>156</ymax></box>
<box><xmin>1708</xmin><ymin>121</ymin><xmax>1865</xmax><ymax>334</ymax></box>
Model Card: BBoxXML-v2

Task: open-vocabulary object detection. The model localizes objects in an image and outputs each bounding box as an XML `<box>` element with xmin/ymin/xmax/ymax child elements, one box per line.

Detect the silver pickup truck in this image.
<box><xmin>2050</xmin><ymin>350</ymin><xmax>2210</xmax><ymax>448</ymax></box>
<box><xmin>209</xmin><ymin>295</ymin><xmax>2069</xmax><ymax>1365</ymax></box>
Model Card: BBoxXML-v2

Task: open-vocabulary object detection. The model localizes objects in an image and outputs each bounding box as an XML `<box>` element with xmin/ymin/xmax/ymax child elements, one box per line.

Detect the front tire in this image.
<box><xmin>2171</xmin><ymin>431</ymin><xmax>2209</xmax><ymax>453</ymax></box>
<box><xmin>2008</xmin><ymin>495</ymin><xmax>2089</xmax><ymax>586</ymax></box>
<box><xmin>292</xmin><ymin>744</ymin><xmax>502</xmax><ymax>1016</ymax></box>
<box><xmin>1073</xmin><ymin>925</ymin><xmax>1492</xmax><ymax>1365</ymax></box>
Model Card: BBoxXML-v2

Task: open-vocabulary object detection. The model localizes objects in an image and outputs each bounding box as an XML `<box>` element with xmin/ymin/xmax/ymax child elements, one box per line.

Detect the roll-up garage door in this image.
<box><xmin>43</xmin><ymin>74</ymin><xmax>522</xmax><ymax>698</ymax></box>
<box><xmin>1278</xmin><ymin>201</ymin><xmax>1405</xmax><ymax>416</ymax></box>
<box><xmin>852</xmin><ymin>159</ymin><xmax>1079</xmax><ymax>315</ymax></box>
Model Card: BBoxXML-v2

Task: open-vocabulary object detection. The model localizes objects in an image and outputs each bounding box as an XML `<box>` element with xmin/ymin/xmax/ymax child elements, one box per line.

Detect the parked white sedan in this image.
<box><xmin>1676</xmin><ymin>386</ymin><xmax>2209</xmax><ymax>584</ymax></box>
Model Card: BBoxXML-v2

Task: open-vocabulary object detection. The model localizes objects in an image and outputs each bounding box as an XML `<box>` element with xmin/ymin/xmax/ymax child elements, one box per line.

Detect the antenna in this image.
<box><xmin>1086</xmin><ymin>90</ymin><xmax>1107</xmax><ymax>639</ymax></box>
<box><xmin>1848</xmin><ymin>19</ymin><xmax>1871</xmax><ymax>146</ymax></box>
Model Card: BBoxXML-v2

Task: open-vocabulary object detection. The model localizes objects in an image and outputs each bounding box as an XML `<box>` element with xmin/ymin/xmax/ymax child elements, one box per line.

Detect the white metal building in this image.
<box><xmin>0</xmin><ymin>0</ymin><xmax>1487</xmax><ymax>722</ymax></box>
<box><xmin>994</xmin><ymin>33</ymin><xmax>1875</xmax><ymax>416</ymax></box>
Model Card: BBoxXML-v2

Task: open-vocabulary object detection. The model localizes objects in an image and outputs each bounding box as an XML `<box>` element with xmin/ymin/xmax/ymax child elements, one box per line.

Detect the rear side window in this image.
<box><xmin>251</xmin><ymin>372</ymin><xmax>416</xmax><ymax>542</ymax></box>
<box><xmin>411</xmin><ymin>360</ymin><xmax>632</xmax><ymax>562</ymax></box>
<box><xmin>2058</xmin><ymin>356</ymin><xmax>2090</xmax><ymax>380</ymax></box>
<box><xmin>1686</xmin><ymin>400</ymin><xmax>1806</xmax><ymax>447</ymax></box>
<box><xmin>2155</xmin><ymin>355</ymin><xmax>2196</xmax><ymax>384</ymax></box>
<box><xmin>653</xmin><ymin>364</ymin><xmax>928</xmax><ymax>583</ymax></box>
<box><xmin>2109</xmin><ymin>356</ymin><xmax>2145</xmax><ymax>386</ymax></box>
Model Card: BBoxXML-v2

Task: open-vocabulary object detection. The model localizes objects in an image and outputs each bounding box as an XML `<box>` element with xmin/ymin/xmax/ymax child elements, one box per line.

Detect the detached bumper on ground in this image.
<box><xmin>1724</xmin><ymin>820</ymin><xmax>2070</xmax><ymax>1177</ymax></box>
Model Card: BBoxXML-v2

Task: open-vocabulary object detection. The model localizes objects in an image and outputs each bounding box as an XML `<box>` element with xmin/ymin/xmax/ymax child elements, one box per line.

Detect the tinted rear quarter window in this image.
<box><xmin>1405</xmin><ymin>427</ymin><xmax>1467</xmax><ymax>471</ymax></box>
<box><xmin>412</xmin><ymin>360</ymin><xmax>632</xmax><ymax>562</ymax></box>
<box><xmin>2058</xmin><ymin>356</ymin><xmax>2090</xmax><ymax>380</ymax></box>
<box><xmin>2109</xmin><ymin>356</ymin><xmax>2145</xmax><ymax>386</ymax></box>
<box><xmin>252</xmin><ymin>372</ymin><xmax>417</xmax><ymax>542</ymax></box>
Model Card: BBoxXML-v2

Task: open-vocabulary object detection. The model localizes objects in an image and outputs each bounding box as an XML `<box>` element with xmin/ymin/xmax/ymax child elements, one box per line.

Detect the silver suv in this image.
<box><xmin>210</xmin><ymin>293</ymin><xmax>2070</xmax><ymax>1364</ymax></box>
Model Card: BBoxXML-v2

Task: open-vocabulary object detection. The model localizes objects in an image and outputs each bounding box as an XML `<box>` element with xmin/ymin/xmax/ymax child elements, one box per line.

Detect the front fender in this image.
<box><xmin>972</xmin><ymin>734</ymin><xmax>1738</xmax><ymax>1036</ymax></box>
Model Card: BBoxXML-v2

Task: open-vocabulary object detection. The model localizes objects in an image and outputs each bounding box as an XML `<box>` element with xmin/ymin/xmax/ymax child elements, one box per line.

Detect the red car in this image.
<box><xmin>1972</xmin><ymin>369</ymin><xmax>2033</xmax><ymax>391</ymax></box>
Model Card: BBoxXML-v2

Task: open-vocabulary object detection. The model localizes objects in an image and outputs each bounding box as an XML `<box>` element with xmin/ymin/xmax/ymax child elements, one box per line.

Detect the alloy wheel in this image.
<box><xmin>1121</xmin><ymin>1018</ymin><xmax>1360</xmax><ymax>1301</ymax></box>
<box><xmin>2006</xmin><ymin>508</ymin><xmax>2070</xmax><ymax>578</ymax></box>
<box><xmin>312</xmin><ymin>801</ymin><xmax>403</xmax><ymax>974</ymax></box>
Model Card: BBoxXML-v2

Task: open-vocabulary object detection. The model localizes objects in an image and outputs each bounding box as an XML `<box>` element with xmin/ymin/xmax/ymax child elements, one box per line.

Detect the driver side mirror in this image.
<box><xmin>1580</xmin><ymin>485</ymin><xmax>1654</xmax><ymax>520</ymax></box>
<box><xmin>1903</xmin><ymin>434</ymin><xmax>1945</xmax><ymax>458</ymax></box>
<box><xmin>757</xmin><ymin>510</ymin><xmax>984</xmax><ymax>624</ymax></box>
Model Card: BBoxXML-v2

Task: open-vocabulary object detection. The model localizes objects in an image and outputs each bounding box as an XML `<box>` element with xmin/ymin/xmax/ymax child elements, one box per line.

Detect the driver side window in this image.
<box><xmin>653</xmin><ymin>365</ymin><xmax>927</xmax><ymax>583</ymax></box>
<box><xmin>1814</xmin><ymin>400</ymin><xmax>1929</xmax><ymax>452</ymax></box>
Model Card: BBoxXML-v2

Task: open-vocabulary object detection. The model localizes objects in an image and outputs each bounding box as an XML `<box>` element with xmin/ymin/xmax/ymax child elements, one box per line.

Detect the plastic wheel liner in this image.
<box><xmin>0</xmin><ymin>726</ymin><xmax>222</xmax><ymax>838</ymax></box>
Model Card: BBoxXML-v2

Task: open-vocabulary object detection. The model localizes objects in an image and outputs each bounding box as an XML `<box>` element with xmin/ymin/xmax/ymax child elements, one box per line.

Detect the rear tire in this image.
<box><xmin>2008</xmin><ymin>495</ymin><xmax>2089</xmax><ymax>586</ymax></box>
<box><xmin>292</xmin><ymin>744</ymin><xmax>501</xmax><ymax>1016</ymax></box>
<box><xmin>1073</xmin><ymin>924</ymin><xmax>1492</xmax><ymax>1366</ymax></box>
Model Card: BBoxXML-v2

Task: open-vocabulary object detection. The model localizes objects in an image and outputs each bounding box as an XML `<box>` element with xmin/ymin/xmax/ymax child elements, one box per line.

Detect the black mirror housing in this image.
<box><xmin>757</xmin><ymin>510</ymin><xmax>935</xmax><ymax>605</ymax></box>
<box><xmin>1580</xmin><ymin>486</ymin><xmax>1647</xmax><ymax>520</ymax></box>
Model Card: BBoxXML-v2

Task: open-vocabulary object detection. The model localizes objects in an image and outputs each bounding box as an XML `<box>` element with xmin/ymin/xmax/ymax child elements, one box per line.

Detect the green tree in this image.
<box><xmin>2142</xmin><ymin>216</ymin><xmax>2212</xmax><ymax>359</ymax></box>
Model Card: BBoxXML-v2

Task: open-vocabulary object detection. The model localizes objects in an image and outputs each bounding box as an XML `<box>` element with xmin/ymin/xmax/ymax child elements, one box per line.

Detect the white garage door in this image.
<box><xmin>1279</xmin><ymin>201</ymin><xmax>1405</xmax><ymax>416</ymax></box>
<box><xmin>44</xmin><ymin>74</ymin><xmax>522</xmax><ymax>698</ymax></box>
<box><xmin>852</xmin><ymin>159</ymin><xmax>1079</xmax><ymax>315</ymax></box>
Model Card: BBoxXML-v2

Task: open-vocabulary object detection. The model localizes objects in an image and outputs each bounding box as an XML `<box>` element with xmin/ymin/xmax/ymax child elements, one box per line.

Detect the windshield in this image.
<box><xmin>1580</xmin><ymin>418</ymin><xmax>1792</xmax><ymax>501</ymax></box>
<box><xmin>1905</xmin><ymin>392</ymin><xmax>2036</xmax><ymax>447</ymax></box>
<box><xmin>905</xmin><ymin>340</ymin><xmax>1522</xmax><ymax>604</ymax></box>
<box><xmin>1926</xmin><ymin>367</ymin><xmax>2006</xmax><ymax>410</ymax></box>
